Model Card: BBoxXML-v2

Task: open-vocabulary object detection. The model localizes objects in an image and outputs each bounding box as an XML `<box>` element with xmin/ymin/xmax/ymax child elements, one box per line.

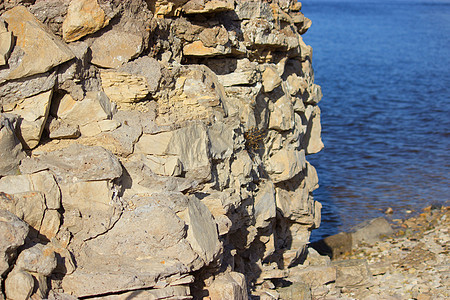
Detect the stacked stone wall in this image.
<box><xmin>0</xmin><ymin>0</ymin><xmax>324</xmax><ymax>298</ymax></box>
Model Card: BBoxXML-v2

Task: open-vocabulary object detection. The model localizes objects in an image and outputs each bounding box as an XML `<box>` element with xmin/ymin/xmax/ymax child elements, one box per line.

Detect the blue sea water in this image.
<box><xmin>301</xmin><ymin>0</ymin><xmax>450</xmax><ymax>241</ymax></box>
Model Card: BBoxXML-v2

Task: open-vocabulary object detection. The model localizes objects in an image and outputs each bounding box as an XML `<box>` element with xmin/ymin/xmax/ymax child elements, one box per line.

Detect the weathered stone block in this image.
<box><xmin>62</xmin><ymin>0</ymin><xmax>110</xmax><ymax>42</ymax></box>
<box><xmin>90</xmin><ymin>29</ymin><xmax>143</xmax><ymax>68</ymax></box>
<box><xmin>0</xmin><ymin>115</ymin><xmax>24</xmax><ymax>176</ymax></box>
<box><xmin>1</xmin><ymin>6</ymin><xmax>74</xmax><ymax>81</ymax></box>
<box><xmin>12</xmin><ymin>90</ymin><xmax>53</xmax><ymax>149</ymax></box>
<box><xmin>0</xmin><ymin>210</ymin><xmax>29</xmax><ymax>276</ymax></box>
<box><xmin>266</xmin><ymin>149</ymin><xmax>305</xmax><ymax>183</ymax></box>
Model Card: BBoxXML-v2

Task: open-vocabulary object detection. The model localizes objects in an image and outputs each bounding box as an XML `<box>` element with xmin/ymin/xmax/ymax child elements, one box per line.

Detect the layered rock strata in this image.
<box><xmin>0</xmin><ymin>0</ymin><xmax>324</xmax><ymax>298</ymax></box>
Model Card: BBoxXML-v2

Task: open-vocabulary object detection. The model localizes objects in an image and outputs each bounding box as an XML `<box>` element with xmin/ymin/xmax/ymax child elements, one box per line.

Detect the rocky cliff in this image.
<box><xmin>0</xmin><ymin>0</ymin><xmax>324</xmax><ymax>299</ymax></box>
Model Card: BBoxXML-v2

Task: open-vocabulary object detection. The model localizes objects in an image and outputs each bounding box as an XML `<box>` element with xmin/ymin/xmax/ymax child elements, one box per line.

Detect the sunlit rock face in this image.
<box><xmin>0</xmin><ymin>0</ymin><xmax>323</xmax><ymax>298</ymax></box>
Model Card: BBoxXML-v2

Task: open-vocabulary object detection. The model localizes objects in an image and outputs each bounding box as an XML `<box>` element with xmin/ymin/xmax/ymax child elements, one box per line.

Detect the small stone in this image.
<box><xmin>385</xmin><ymin>207</ymin><xmax>394</xmax><ymax>214</ymax></box>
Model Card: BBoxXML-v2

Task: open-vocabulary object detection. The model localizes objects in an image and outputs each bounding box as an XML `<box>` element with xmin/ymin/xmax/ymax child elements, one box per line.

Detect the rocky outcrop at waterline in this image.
<box><xmin>0</xmin><ymin>0</ymin><xmax>324</xmax><ymax>298</ymax></box>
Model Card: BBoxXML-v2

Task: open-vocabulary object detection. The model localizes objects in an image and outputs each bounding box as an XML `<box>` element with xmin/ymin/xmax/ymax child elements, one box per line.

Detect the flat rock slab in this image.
<box><xmin>1</xmin><ymin>6</ymin><xmax>74</xmax><ymax>81</ymax></box>
<box><xmin>0</xmin><ymin>209</ymin><xmax>29</xmax><ymax>276</ymax></box>
<box><xmin>19</xmin><ymin>144</ymin><xmax>122</xmax><ymax>184</ymax></box>
<box><xmin>332</xmin><ymin>259</ymin><xmax>372</xmax><ymax>288</ymax></box>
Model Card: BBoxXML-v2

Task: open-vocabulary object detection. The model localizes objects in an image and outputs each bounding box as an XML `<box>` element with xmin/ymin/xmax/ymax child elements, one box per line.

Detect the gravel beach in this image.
<box><xmin>313</xmin><ymin>206</ymin><xmax>450</xmax><ymax>300</ymax></box>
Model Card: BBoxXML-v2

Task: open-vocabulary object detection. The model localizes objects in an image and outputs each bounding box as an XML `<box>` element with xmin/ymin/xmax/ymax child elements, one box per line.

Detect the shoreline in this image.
<box><xmin>312</xmin><ymin>205</ymin><xmax>449</xmax><ymax>299</ymax></box>
<box><xmin>251</xmin><ymin>205</ymin><xmax>449</xmax><ymax>299</ymax></box>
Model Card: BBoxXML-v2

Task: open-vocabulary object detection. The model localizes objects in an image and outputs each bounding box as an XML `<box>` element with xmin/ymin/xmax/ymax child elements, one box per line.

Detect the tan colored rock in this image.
<box><xmin>277</xmin><ymin>282</ymin><xmax>311</xmax><ymax>300</ymax></box>
<box><xmin>90</xmin><ymin>30</ymin><xmax>143</xmax><ymax>68</ymax></box>
<box><xmin>177</xmin><ymin>196</ymin><xmax>221</xmax><ymax>265</ymax></box>
<box><xmin>269</xmin><ymin>95</ymin><xmax>295</xmax><ymax>131</ymax></box>
<box><xmin>54</xmin><ymin>92</ymin><xmax>112</xmax><ymax>136</ymax></box>
<box><xmin>262</xmin><ymin>65</ymin><xmax>282</xmax><ymax>93</ymax></box>
<box><xmin>166</xmin><ymin>124</ymin><xmax>211</xmax><ymax>180</ymax></box>
<box><xmin>305</xmin><ymin>84</ymin><xmax>323</xmax><ymax>105</ymax></box>
<box><xmin>1</xmin><ymin>6</ymin><xmax>74</xmax><ymax>81</ymax></box>
<box><xmin>199</xmin><ymin>26</ymin><xmax>229</xmax><ymax>47</ymax></box>
<box><xmin>242</xmin><ymin>18</ymin><xmax>299</xmax><ymax>50</ymax></box>
<box><xmin>0</xmin><ymin>191</ymin><xmax>46</xmax><ymax>234</ymax></box>
<box><xmin>48</xmin><ymin>118</ymin><xmax>81</xmax><ymax>139</ymax></box>
<box><xmin>199</xmin><ymin>192</ymin><xmax>232</xmax><ymax>235</ymax></box>
<box><xmin>286</xmin><ymin>73</ymin><xmax>308</xmax><ymax>96</ymax></box>
<box><xmin>254</xmin><ymin>181</ymin><xmax>276</xmax><ymax>229</ymax></box>
<box><xmin>0</xmin><ymin>70</ymin><xmax>57</xmax><ymax>105</ymax></box>
<box><xmin>60</xmin><ymin>180</ymin><xmax>122</xmax><ymax>240</ymax></box>
<box><xmin>350</xmin><ymin>217</ymin><xmax>394</xmax><ymax>248</ymax></box>
<box><xmin>15</xmin><ymin>243</ymin><xmax>57</xmax><ymax>276</ymax></box>
<box><xmin>183</xmin><ymin>0</ymin><xmax>234</xmax><ymax>14</ymax></box>
<box><xmin>0</xmin><ymin>115</ymin><xmax>25</xmax><ymax>176</ymax></box>
<box><xmin>100</xmin><ymin>71</ymin><xmax>149</xmax><ymax>109</ymax></box>
<box><xmin>97</xmin><ymin>119</ymin><xmax>120</xmax><ymax>132</ymax></box>
<box><xmin>62</xmin><ymin>196</ymin><xmax>201</xmax><ymax>297</ymax></box>
<box><xmin>183</xmin><ymin>40</ymin><xmax>224</xmax><ymax>57</ymax></box>
<box><xmin>62</xmin><ymin>0</ymin><xmax>110</xmax><ymax>42</ymax></box>
<box><xmin>266</xmin><ymin>149</ymin><xmax>305</xmax><ymax>183</ymax></box>
<box><xmin>117</xmin><ymin>57</ymin><xmax>162</xmax><ymax>93</ymax></box>
<box><xmin>208</xmin><ymin>272</ymin><xmax>248</xmax><ymax>300</ymax></box>
<box><xmin>4</xmin><ymin>270</ymin><xmax>34</xmax><ymax>300</ymax></box>
<box><xmin>299</xmin><ymin>34</ymin><xmax>313</xmax><ymax>60</ymax></box>
<box><xmin>235</xmin><ymin>0</ymin><xmax>273</xmax><ymax>20</ymax></box>
<box><xmin>0</xmin><ymin>20</ymin><xmax>13</xmax><ymax>66</ymax></box>
<box><xmin>303</xmin><ymin>105</ymin><xmax>324</xmax><ymax>154</ymax></box>
<box><xmin>218</xmin><ymin>71</ymin><xmax>257</xmax><ymax>87</ymax></box>
<box><xmin>156</xmin><ymin>66</ymin><xmax>226</xmax><ymax>126</ymax></box>
<box><xmin>19</xmin><ymin>144</ymin><xmax>122</xmax><ymax>184</ymax></box>
<box><xmin>40</xmin><ymin>210</ymin><xmax>61</xmax><ymax>240</ymax></box>
<box><xmin>333</xmin><ymin>259</ymin><xmax>372</xmax><ymax>288</ymax></box>
<box><xmin>230</xmin><ymin>151</ymin><xmax>253</xmax><ymax>179</ymax></box>
<box><xmin>143</xmin><ymin>155</ymin><xmax>183</xmax><ymax>177</ymax></box>
<box><xmin>0</xmin><ymin>210</ymin><xmax>29</xmax><ymax>277</ymax></box>
<box><xmin>94</xmin><ymin>286</ymin><xmax>191</xmax><ymax>300</ymax></box>
<box><xmin>12</xmin><ymin>90</ymin><xmax>53</xmax><ymax>149</ymax></box>
<box><xmin>0</xmin><ymin>170</ymin><xmax>61</xmax><ymax>210</ymax></box>
<box><xmin>276</xmin><ymin>178</ymin><xmax>311</xmax><ymax>222</ymax></box>
<box><xmin>135</xmin><ymin>125</ymin><xmax>211</xmax><ymax>179</ymax></box>
<box><xmin>290</xmin><ymin>265</ymin><xmax>336</xmax><ymax>287</ymax></box>
<box><xmin>135</xmin><ymin>131</ymin><xmax>174</xmax><ymax>156</ymax></box>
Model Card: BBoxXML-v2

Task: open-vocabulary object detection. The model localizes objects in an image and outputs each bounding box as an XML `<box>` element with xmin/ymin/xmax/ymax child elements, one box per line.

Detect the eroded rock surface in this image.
<box><xmin>0</xmin><ymin>1</ymin><xmax>325</xmax><ymax>298</ymax></box>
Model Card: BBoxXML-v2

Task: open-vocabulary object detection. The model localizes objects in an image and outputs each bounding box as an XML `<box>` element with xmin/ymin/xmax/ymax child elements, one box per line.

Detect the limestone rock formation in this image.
<box><xmin>0</xmin><ymin>1</ymin><xmax>325</xmax><ymax>298</ymax></box>
<box><xmin>62</xmin><ymin>0</ymin><xmax>110</xmax><ymax>42</ymax></box>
